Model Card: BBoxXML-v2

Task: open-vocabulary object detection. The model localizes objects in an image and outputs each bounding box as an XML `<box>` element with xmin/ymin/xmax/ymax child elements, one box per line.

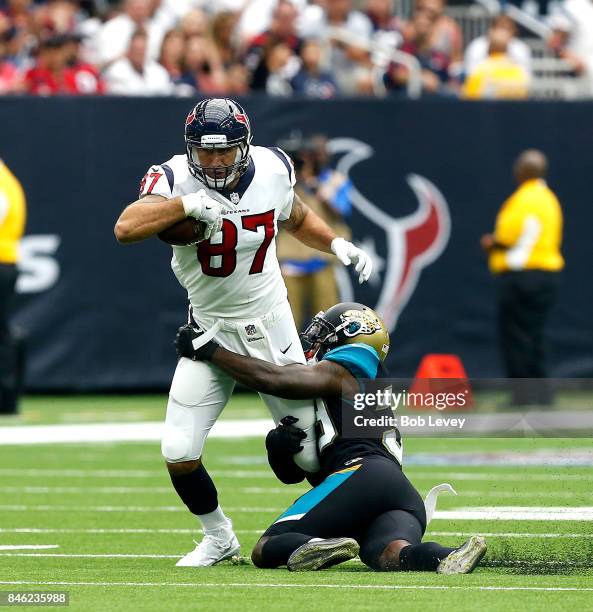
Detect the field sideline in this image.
<box><xmin>0</xmin><ymin>395</ymin><xmax>592</xmax><ymax>611</ymax></box>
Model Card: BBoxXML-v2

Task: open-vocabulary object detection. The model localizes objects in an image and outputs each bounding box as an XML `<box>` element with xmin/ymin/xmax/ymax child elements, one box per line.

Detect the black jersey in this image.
<box><xmin>313</xmin><ymin>344</ymin><xmax>402</xmax><ymax>480</ymax></box>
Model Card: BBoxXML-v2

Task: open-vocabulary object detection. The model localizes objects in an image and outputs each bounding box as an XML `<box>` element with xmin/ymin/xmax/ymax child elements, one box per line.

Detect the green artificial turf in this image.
<box><xmin>0</xmin><ymin>395</ymin><xmax>592</xmax><ymax>611</ymax></box>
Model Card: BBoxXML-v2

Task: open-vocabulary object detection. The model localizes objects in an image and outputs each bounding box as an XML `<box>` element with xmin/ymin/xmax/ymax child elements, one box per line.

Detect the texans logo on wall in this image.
<box><xmin>328</xmin><ymin>138</ymin><xmax>451</xmax><ymax>331</ymax></box>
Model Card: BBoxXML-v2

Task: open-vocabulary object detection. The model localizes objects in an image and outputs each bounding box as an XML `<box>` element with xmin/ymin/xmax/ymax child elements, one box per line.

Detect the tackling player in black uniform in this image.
<box><xmin>176</xmin><ymin>302</ymin><xmax>486</xmax><ymax>573</ymax></box>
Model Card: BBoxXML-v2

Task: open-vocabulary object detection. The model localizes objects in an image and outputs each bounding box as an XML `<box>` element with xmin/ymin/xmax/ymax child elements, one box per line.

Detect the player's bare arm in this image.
<box><xmin>282</xmin><ymin>192</ymin><xmax>373</xmax><ymax>283</ymax></box>
<box><xmin>281</xmin><ymin>192</ymin><xmax>337</xmax><ymax>252</ymax></box>
<box><xmin>174</xmin><ymin>323</ymin><xmax>356</xmax><ymax>400</ymax></box>
<box><xmin>115</xmin><ymin>188</ymin><xmax>223</xmax><ymax>244</ymax></box>
<box><xmin>209</xmin><ymin>346</ymin><xmax>355</xmax><ymax>400</ymax></box>
<box><xmin>114</xmin><ymin>194</ymin><xmax>186</xmax><ymax>243</ymax></box>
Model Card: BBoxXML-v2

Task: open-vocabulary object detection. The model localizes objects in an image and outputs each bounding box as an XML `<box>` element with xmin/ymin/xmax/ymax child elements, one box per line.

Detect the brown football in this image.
<box><xmin>158</xmin><ymin>219</ymin><xmax>206</xmax><ymax>245</ymax></box>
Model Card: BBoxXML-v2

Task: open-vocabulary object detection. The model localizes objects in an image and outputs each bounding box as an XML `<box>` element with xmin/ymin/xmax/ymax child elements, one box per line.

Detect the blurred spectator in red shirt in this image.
<box><xmin>291</xmin><ymin>38</ymin><xmax>339</xmax><ymax>98</ymax></box>
<box><xmin>244</xmin><ymin>0</ymin><xmax>302</xmax><ymax>91</ymax></box>
<box><xmin>0</xmin><ymin>54</ymin><xmax>20</xmax><ymax>93</ymax></box>
<box><xmin>384</xmin><ymin>7</ymin><xmax>451</xmax><ymax>95</ymax></box>
<box><xmin>0</xmin><ymin>20</ymin><xmax>23</xmax><ymax>93</ymax></box>
<box><xmin>62</xmin><ymin>32</ymin><xmax>104</xmax><ymax>94</ymax></box>
<box><xmin>23</xmin><ymin>35</ymin><xmax>68</xmax><ymax>95</ymax></box>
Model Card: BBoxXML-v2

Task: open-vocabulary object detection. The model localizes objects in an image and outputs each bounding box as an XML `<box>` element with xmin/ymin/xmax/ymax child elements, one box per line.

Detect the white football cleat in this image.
<box><xmin>176</xmin><ymin>521</ymin><xmax>240</xmax><ymax>567</ymax></box>
<box><xmin>437</xmin><ymin>536</ymin><xmax>487</xmax><ymax>575</ymax></box>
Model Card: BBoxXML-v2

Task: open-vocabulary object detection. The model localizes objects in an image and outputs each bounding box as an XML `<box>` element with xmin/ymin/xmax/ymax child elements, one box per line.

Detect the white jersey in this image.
<box><xmin>140</xmin><ymin>145</ymin><xmax>296</xmax><ymax>319</ymax></box>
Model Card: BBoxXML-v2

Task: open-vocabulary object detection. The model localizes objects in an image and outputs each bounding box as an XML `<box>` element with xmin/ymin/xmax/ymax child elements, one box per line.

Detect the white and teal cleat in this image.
<box><xmin>287</xmin><ymin>537</ymin><xmax>360</xmax><ymax>572</ymax></box>
<box><xmin>437</xmin><ymin>536</ymin><xmax>487</xmax><ymax>575</ymax></box>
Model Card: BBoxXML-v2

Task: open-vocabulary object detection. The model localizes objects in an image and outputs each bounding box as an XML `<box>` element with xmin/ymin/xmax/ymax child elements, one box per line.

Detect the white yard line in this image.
<box><xmin>0</xmin><ymin>467</ymin><xmax>590</xmax><ymax>482</ymax></box>
<box><xmin>0</xmin><ymin>485</ymin><xmax>305</xmax><ymax>495</ymax></box>
<box><xmin>0</xmin><ymin>504</ymin><xmax>592</xmax><ymax>520</ymax></box>
<box><xmin>406</xmin><ymin>472</ymin><xmax>592</xmax><ymax>482</ymax></box>
<box><xmin>0</xmin><ymin>468</ymin><xmax>275</xmax><ymax>479</ymax></box>
<box><xmin>1</xmin><ymin>528</ymin><xmax>591</xmax><ymax>538</ymax></box>
<box><xmin>0</xmin><ymin>545</ymin><xmax>58</xmax><ymax>551</ymax></box>
<box><xmin>2</xmin><ymin>527</ymin><xmax>593</xmax><ymax>538</ymax></box>
<box><xmin>462</xmin><ymin>506</ymin><xmax>593</xmax><ymax>512</ymax></box>
<box><xmin>0</xmin><ymin>420</ymin><xmax>273</xmax><ymax>445</ymax></box>
<box><xmin>0</xmin><ymin>553</ymin><xmax>178</xmax><ymax>558</ymax></box>
<box><xmin>0</xmin><ymin>485</ymin><xmax>587</xmax><ymax>499</ymax></box>
<box><xmin>0</xmin><ymin>505</ymin><xmax>280</xmax><ymax>513</ymax></box>
<box><xmin>0</xmin><ymin>553</ymin><xmax>585</xmax><ymax>566</ymax></box>
<box><xmin>0</xmin><ymin>486</ymin><xmax>172</xmax><ymax>494</ymax></box>
<box><xmin>0</xmin><ymin>468</ymin><xmax>159</xmax><ymax>478</ymax></box>
<box><xmin>0</xmin><ymin>421</ymin><xmax>591</xmax><ymax>474</ymax></box>
<box><xmin>0</xmin><ymin>528</ymin><xmax>265</xmax><ymax>535</ymax></box>
<box><xmin>0</xmin><ymin>580</ymin><xmax>591</xmax><ymax>593</ymax></box>
<box><xmin>428</xmin><ymin>531</ymin><xmax>593</xmax><ymax>538</ymax></box>
<box><xmin>436</xmin><ymin>508</ymin><xmax>593</xmax><ymax>521</ymax></box>
<box><xmin>458</xmin><ymin>491</ymin><xmax>592</xmax><ymax>499</ymax></box>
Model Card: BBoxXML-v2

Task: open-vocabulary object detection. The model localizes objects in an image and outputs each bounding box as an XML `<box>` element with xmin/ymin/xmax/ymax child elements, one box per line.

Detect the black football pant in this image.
<box><xmin>497</xmin><ymin>270</ymin><xmax>559</xmax><ymax>405</ymax></box>
<box><xmin>0</xmin><ymin>264</ymin><xmax>19</xmax><ymax>414</ymax></box>
<box><xmin>260</xmin><ymin>455</ymin><xmax>427</xmax><ymax>570</ymax></box>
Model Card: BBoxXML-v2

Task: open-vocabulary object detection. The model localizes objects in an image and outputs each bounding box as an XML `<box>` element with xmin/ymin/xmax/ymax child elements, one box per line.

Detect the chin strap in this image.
<box><xmin>424</xmin><ymin>483</ymin><xmax>457</xmax><ymax>525</ymax></box>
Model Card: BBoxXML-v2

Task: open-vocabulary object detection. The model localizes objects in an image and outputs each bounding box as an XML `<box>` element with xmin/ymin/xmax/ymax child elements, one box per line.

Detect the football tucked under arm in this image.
<box><xmin>157</xmin><ymin>218</ymin><xmax>207</xmax><ymax>245</ymax></box>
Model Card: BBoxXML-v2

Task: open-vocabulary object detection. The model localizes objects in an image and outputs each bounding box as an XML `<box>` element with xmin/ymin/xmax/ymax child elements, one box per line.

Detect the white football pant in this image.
<box><xmin>161</xmin><ymin>300</ymin><xmax>320</xmax><ymax>473</ymax></box>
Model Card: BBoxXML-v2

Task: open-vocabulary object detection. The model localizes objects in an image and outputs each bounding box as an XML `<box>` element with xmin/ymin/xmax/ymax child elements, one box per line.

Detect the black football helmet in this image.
<box><xmin>184</xmin><ymin>98</ymin><xmax>252</xmax><ymax>191</ymax></box>
<box><xmin>301</xmin><ymin>302</ymin><xmax>390</xmax><ymax>362</ymax></box>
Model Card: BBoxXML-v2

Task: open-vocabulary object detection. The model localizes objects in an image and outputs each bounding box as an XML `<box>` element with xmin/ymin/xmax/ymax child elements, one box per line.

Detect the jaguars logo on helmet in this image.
<box><xmin>184</xmin><ymin>98</ymin><xmax>252</xmax><ymax>191</ymax></box>
<box><xmin>302</xmin><ymin>302</ymin><xmax>390</xmax><ymax>362</ymax></box>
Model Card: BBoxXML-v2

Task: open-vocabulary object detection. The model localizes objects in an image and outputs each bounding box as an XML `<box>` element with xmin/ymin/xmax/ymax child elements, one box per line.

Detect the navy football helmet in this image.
<box><xmin>185</xmin><ymin>98</ymin><xmax>252</xmax><ymax>191</ymax></box>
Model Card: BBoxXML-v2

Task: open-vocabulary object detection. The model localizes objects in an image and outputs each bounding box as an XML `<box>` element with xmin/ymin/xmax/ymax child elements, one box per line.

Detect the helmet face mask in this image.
<box><xmin>187</xmin><ymin>141</ymin><xmax>248</xmax><ymax>191</ymax></box>
<box><xmin>301</xmin><ymin>303</ymin><xmax>390</xmax><ymax>362</ymax></box>
<box><xmin>301</xmin><ymin>311</ymin><xmax>337</xmax><ymax>360</ymax></box>
<box><xmin>185</xmin><ymin>98</ymin><xmax>252</xmax><ymax>192</ymax></box>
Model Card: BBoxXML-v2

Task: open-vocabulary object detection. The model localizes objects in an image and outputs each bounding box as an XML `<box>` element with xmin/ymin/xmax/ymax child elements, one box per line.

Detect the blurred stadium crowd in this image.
<box><xmin>0</xmin><ymin>0</ymin><xmax>591</xmax><ymax>98</ymax></box>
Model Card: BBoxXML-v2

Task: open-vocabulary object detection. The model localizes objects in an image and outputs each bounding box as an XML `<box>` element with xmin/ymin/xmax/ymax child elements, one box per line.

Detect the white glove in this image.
<box><xmin>181</xmin><ymin>190</ymin><xmax>223</xmax><ymax>240</ymax></box>
<box><xmin>331</xmin><ymin>237</ymin><xmax>373</xmax><ymax>284</ymax></box>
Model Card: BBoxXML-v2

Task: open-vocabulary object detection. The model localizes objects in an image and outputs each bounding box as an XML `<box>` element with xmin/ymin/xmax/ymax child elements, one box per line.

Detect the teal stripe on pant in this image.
<box><xmin>274</xmin><ymin>467</ymin><xmax>359</xmax><ymax>524</ymax></box>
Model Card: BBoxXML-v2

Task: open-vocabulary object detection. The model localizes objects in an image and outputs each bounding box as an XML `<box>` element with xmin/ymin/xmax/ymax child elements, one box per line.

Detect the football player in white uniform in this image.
<box><xmin>114</xmin><ymin>98</ymin><xmax>373</xmax><ymax>567</ymax></box>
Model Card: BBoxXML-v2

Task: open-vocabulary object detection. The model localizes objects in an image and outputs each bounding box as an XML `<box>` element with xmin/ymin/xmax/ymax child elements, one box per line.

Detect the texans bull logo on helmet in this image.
<box><xmin>234</xmin><ymin>112</ymin><xmax>249</xmax><ymax>127</ymax></box>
